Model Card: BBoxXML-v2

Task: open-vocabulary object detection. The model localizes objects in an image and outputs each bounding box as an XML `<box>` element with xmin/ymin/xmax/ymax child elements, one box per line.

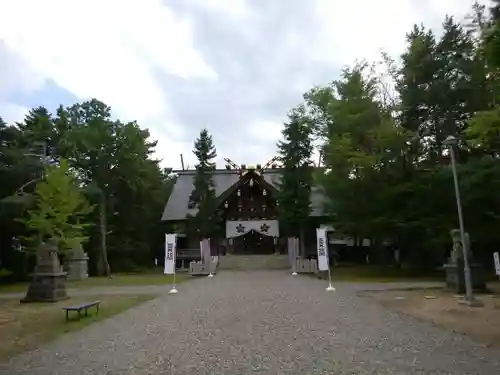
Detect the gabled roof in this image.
<box><xmin>161</xmin><ymin>168</ymin><xmax>327</xmax><ymax>221</ymax></box>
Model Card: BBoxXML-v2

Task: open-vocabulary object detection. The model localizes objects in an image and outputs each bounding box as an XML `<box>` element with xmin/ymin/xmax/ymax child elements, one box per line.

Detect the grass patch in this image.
<box><xmin>0</xmin><ymin>283</ymin><xmax>28</xmax><ymax>293</ymax></box>
<box><xmin>0</xmin><ymin>294</ymin><xmax>156</xmax><ymax>361</ymax></box>
<box><xmin>0</xmin><ymin>272</ymin><xmax>185</xmax><ymax>294</ymax></box>
<box><xmin>68</xmin><ymin>273</ymin><xmax>184</xmax><ymax>288</ymax></box>
<box><xmin>315</xmin><ymin>265</ymin><xmax>443</xmax><ymax>283</ymax></box>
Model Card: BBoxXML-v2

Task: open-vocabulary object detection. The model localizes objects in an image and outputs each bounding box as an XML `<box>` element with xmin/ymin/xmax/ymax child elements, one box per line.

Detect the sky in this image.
<box><xmin>0</xmin><ymin>0</ymin><xmax>491</xmax><ymax>169</ymax></box>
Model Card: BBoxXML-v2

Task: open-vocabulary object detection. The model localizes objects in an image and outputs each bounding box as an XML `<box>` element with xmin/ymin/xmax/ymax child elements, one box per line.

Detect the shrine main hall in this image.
<box><xmin>161</xmin><ymin>160</ymin><xmax>328</xmax><ymax>256</ymax></box>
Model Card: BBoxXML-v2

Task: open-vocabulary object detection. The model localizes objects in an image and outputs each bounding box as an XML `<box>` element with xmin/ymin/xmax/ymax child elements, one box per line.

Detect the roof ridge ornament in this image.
<box><xmin>223</xmin><ymin>156</ymin><xmax>280</xmax><ymax>175</ymax></box>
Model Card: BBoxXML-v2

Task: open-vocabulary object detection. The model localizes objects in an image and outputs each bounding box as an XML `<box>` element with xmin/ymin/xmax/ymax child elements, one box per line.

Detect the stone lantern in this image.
<box><xmin>22</xmin><ymin>239</ymin><xmax>68</xmax><ymax>302</ymax></box>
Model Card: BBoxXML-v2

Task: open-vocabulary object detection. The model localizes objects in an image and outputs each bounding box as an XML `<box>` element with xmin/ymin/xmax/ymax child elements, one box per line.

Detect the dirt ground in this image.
<box><xmin>363</xmin><ymin>282</ymin><xmax>500</xmax><ymax>348</ymax></box>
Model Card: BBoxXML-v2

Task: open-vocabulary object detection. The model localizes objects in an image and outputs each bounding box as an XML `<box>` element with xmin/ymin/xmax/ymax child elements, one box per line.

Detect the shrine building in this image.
<box><xmin>161</xmin><ymin>159</ymin><xmax>333</xmax><ymax>261</ymax></box>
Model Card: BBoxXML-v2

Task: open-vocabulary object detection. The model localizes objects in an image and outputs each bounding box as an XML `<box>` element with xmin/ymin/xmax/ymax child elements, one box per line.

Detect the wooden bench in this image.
<box><xmin>62</xmin><ymin>300</ymin><xmax>101</xmax><ymax>322</ymax></box>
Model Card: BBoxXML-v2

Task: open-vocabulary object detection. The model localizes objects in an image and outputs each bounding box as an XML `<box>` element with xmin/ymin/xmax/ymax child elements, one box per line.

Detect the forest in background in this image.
<box><xmin>0</xmin><ymin>100</ymin><xmax>176</xmax><ymax>280</ymax></box>
<box><xmin>1</xmin><ymin>2</ymin><xmax>500</xmax><ymax>280</ymax></box>
<box><xmin>294</xmin><ymin>2</ymin><xmax>500</xmax><ymax>270</ymax></box>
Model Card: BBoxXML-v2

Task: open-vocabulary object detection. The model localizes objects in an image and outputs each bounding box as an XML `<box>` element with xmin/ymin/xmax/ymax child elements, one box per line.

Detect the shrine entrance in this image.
<box><xmin>232</xmin><ymin>229</ymin><xmax>275</xmax><ymax>254</ymax></box>
<box><xmin>225</xmin><ymin>220</ymin><xmax>279</xmax><ymax>255</ymax></box>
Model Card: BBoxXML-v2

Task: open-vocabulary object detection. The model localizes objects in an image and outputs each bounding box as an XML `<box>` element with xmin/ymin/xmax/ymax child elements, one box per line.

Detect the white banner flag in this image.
<box><xmin>200</xmin><ymin>239</ymin><xmax>211</xmax><ymax>265</ymax></box>
<box><xmin>316</xmin><ymin>228</ymin><xmax>329</xmax><ymax>271</ymax></box>
<box><xmin>494</xmin><ymin>252</ymin><xmax>500</xmax><ymax>276</ymax></box>
<box><xmin>164</xmin><ymin>234</ymin><xmax>177</xmax><ymax>274</ymax></box>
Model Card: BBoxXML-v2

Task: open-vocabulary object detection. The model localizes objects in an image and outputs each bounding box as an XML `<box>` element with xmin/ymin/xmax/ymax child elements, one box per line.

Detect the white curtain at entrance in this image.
<box><xmin>226</xmin><ymin>220</ymin><xmax>279</xmax><ymax>238</ymax></box>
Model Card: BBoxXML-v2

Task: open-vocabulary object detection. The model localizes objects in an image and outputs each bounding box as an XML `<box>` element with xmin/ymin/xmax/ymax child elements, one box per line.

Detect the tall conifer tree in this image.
<box><xmin>188</xmin><ymin>128</ymin><xmax>220</xmax><ymax>239</ymax></box>
<box><xmin>276</xmin><ymin>107</ymin><xmax>313</xmax><ymax>255</ymax></box>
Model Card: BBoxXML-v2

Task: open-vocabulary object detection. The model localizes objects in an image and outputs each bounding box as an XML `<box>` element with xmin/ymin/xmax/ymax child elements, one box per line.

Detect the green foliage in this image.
<box><xmin>397</xmin><ymin>17</ymin><xmax>488</xmax><ymax>164</ymax></box>
<box><xmin>52</xmin><ymin>99</ymin><xmax>170</xmax><ymax>274</ymax></box>
<box><xmin>16</xmin><ymin>107</ymin><xmax>55</xmax><ymax>158</ymax></box>
<box><xmin>276</xmin><ymin>106</ymin><xmax>313</xmax><ymax>234</ymax></box>
<box><xmin>302</xmin><ymin>65</ymin><xmax>406</xmax><ymax>238</ymax></box>
<box><xmin>484</xmin><ymin>0</ymin><xmax>500</xmax><ymax>68</ymax></box>
<box><xmin>18</xmin><ymin>159</ymin><xmax>94</xmax><ymax>252</ymax></box>
<box><xmin>1</xmin><ymin>98</ymin><xmax>174</xmax><ymax>278</ymax></box>
<box><xmin>466</xmin><ymin>107</ymin><xmax>500</xmax><ymax>153</ymax></box>
<box><xmin>287</xmin><ymin>7</ymin><xmax>500</xmax><ymax>270</ymax></box>
<box><xmin>187</xmin><ymin>128</ymin><xmax>220</xmax><ymax>239</ymax></box>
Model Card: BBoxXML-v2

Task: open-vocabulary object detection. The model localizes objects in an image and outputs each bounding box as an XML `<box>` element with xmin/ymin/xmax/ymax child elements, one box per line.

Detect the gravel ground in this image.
<box><xmin>0</xmin><ymin>271</ymin><xmax>499</xmax><ymax>375</ymax></box>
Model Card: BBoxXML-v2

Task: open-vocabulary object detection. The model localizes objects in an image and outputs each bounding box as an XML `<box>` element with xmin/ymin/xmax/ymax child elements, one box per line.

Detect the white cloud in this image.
<box><xmin>247</xmin><ymin>120</ymin><xmax>283</xmax><ymax>142</ymax></box>
<box><xmin>0</xmin><ymin>0</ymin><xmax>216</xmax><ymax>165</ymax></box>
<box><xmin>0</xmin><ymin>0</ymin><xmax>492</xmax><ymax>170</ymax></box>
<box><xmin>188</xmin><ymin>0</ymin><xmax>251</xmax><ymax>19</ymax></box>
<box><xmin>427</xmin><ymin>0</ymin><xmax>486</xmax><ymax>20</ymax></box>
<box><xmin>0</xmin><ymin>44</ymin><xmax>45</xmax><ymax>124</ymax></box>
<box><xmin>312</xmin><ymin>0</ymin><xmax>494</xmax><ymax>67</ymax></box>
<box><xmin>313</xmin><ymin>0</ymin><xmax>421</xmax><ymax>66</ymax></box>
<box><xmin>0</xmin><ymin>102</ymin><xmax>30</xmax><ymax>124</ymax></box>
<box><xmin>0</xmin><ymin>46</ymin><xmax>45</xmax><ymax>98</ymax></box>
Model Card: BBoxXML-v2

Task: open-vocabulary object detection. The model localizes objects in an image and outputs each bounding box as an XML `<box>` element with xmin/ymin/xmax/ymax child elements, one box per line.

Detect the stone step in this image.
<box><xmin>218</xmin><ymin>254</ymin><xmax>289</xmax><ymax>270</ymax></box>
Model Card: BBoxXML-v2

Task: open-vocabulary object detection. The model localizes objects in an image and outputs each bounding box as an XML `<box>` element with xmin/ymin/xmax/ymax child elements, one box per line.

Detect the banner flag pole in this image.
<box><xmin>326</xmin><ymin>258</ymin><xmax>335</xmax><ymax>292</ymax></box>
<box><xmin>205</xmin><ymin>239</ymin><xmax>214</xmax><ymax>277</ymax></box>
<box><xmin>316</xmin><ymin>228</ymin><xmax>335</xmax><ymax>292</ymax></box>
<box><xmin>288</xmin><ymin>237</ymin><xmax>298</xmax><ymax>276</ymax></box>
<box><xmin>292</xmin><ymin>237</ymin><xmax>298</xmax><ymax>276</ymax></box>
<box><xmin>171</xmin><ymin>271</ymin><xmax>178</xmax><ymax>293</ymax></box>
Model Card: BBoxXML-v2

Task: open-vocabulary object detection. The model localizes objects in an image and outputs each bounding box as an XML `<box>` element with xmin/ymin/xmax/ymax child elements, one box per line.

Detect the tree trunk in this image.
<box><xmin>98</xmin><ymin>192</ymin><xmax>111</xmax><ymax>277</ymax></box>
<box><xmin>22</xmin><ymin>252</ymin><xmax>29</xmax><ymax>280</ymax></box>
<box><xmin>299</xmin><ymin>227</ymin><xmax>306</xmax><ymax>258</ymax></box>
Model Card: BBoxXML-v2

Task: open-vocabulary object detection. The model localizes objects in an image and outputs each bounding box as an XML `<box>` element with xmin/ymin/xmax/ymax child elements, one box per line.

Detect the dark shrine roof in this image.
<box><xmin>161</xmin><ymin>168</ymin><xmax>328</xmax><ymax>221</ymax></box>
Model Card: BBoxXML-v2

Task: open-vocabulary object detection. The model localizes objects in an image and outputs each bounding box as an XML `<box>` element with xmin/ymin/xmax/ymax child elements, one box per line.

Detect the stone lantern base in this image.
<box><xmin>444</xmin><ymin>259</ymin><xmax>487</xmax><ymax>294</ymax></box>
<box><xmin>21</xmin><ymin>273</ymin><xmax>68</xmax><ymax>303</ymax></box>
<box><xmin>21</xmin><ymin>240</ymin><xmax>69</xmax><ymax>303</ymax></box>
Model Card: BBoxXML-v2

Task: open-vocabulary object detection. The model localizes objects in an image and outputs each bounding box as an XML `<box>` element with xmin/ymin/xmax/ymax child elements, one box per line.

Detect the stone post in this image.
<box><xmin>67</xmin><ymin>244</ymin><xmax>89</xmax><ymax>281</ymax></box>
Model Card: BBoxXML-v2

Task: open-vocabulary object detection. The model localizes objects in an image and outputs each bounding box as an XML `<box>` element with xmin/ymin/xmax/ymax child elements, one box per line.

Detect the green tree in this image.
<box><xmin>18</xmin><ymin>159</ymin><xmax>93</xmax><ymax>252</ymax></box>
<box><xmin>484</xmin><ymin>0</ymin><xmax>500</xmax><ymax>68</ymax></box>
<box><xmin>0</xmin><ymin>115</ymin><xmax>48</xmax><ymax>278</ymax></box>
<box><xmin>315</xmin><ymin>67</ymin><xmax>394</xmax><ymax>234</ymax></box>
<box><xmin>187</xmin><ymin>128</ymin><xmax>220</xmax><ymax>240</ymax></box>
<box><xmin>276</xmin><ymin>5</ymin><xmax>500</xmax><ymax>270</ymax></box>
<box><xmin>303</xmin><ymin>64</ymin><xmax>418</xmax><ymax>265</ymax></box>
<box><xmin>56</xmin><ymin>99</ymin><xmax>116</xmax><ymax>275</ymax></box>
<box><xmin>1</xmin><ymin>100</ymin><xmax>177</xmax><ymax>278</ymax></box>
<box><xmin>276</xmin><ymin>106</ymin><xmax>313</xmax><ymax>255</ymax></box>
<box><xmin>387</xmin><ymin>15</ymin><xmax>499</xmax><ymax>266</ymax></box>
<box><xmin>16</xmin><ymin>107</ymin><xmax>56</xmax><ymax>160</ymax></box>
<box><xmin>466</xmin><ymin>1</ymin><xmax>500</xmax><ymax>156</ymax></box>
<box><xmin>397</xmin><ymin>18</ymin><xmax>486</xmax><ymax>164</ymax></box>
<box><xmin>56</xmin><ymin>98</ymin><xmax>167</xmax><ymax>273</ymax></box>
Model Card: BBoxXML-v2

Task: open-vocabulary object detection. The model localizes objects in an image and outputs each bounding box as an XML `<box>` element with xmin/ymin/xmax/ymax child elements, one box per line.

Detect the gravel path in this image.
<box><xmin>1</xmin><ymin>271</ymin><xmax>499</xmax><ymax>375</ymax></box>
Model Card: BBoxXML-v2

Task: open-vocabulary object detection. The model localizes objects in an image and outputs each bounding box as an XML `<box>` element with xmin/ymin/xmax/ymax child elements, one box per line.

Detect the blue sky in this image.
<box><xmin>6</xmin><ymin>79</ymin><xmax>78</xmax><ymax>114</ymax></box>
<box><xmin>0</xmin><ymin>0</ymin><xmax>491</xmax><ymax>168</ymax></box>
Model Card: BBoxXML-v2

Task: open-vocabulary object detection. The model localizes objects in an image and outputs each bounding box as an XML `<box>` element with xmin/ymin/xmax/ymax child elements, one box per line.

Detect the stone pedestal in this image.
<box><xmin>189</xmin><ymin>261</ymin><xmax>210</xmax><ymax>276</ymax></box>
<box><xmin>295</xmin><ymin>258</ymin><xmax>318</xmax><ymax>274</ymax></box>
<box><xmin>444</xmin><ymin>229</ymin><xmax>487</xmax><ymax>293</ymax></box>
<box><xmin>189</xmin><ymin>256</ymin><xmax>219</xmax><ymax>276</ymax></box>
<box><xmin>67</xmin><ymin>244</ymin><xmax>89</xmax><ymax>281</ymax></box>
<box><xmin>22</xmin><ymin>240</ymin><xmax>68</xmax><ymax>303</ymax></box>
<box><xmin>444</xmin><ymin>260</ymin><xmax>487</xmax><ymax>294</ymax></box>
